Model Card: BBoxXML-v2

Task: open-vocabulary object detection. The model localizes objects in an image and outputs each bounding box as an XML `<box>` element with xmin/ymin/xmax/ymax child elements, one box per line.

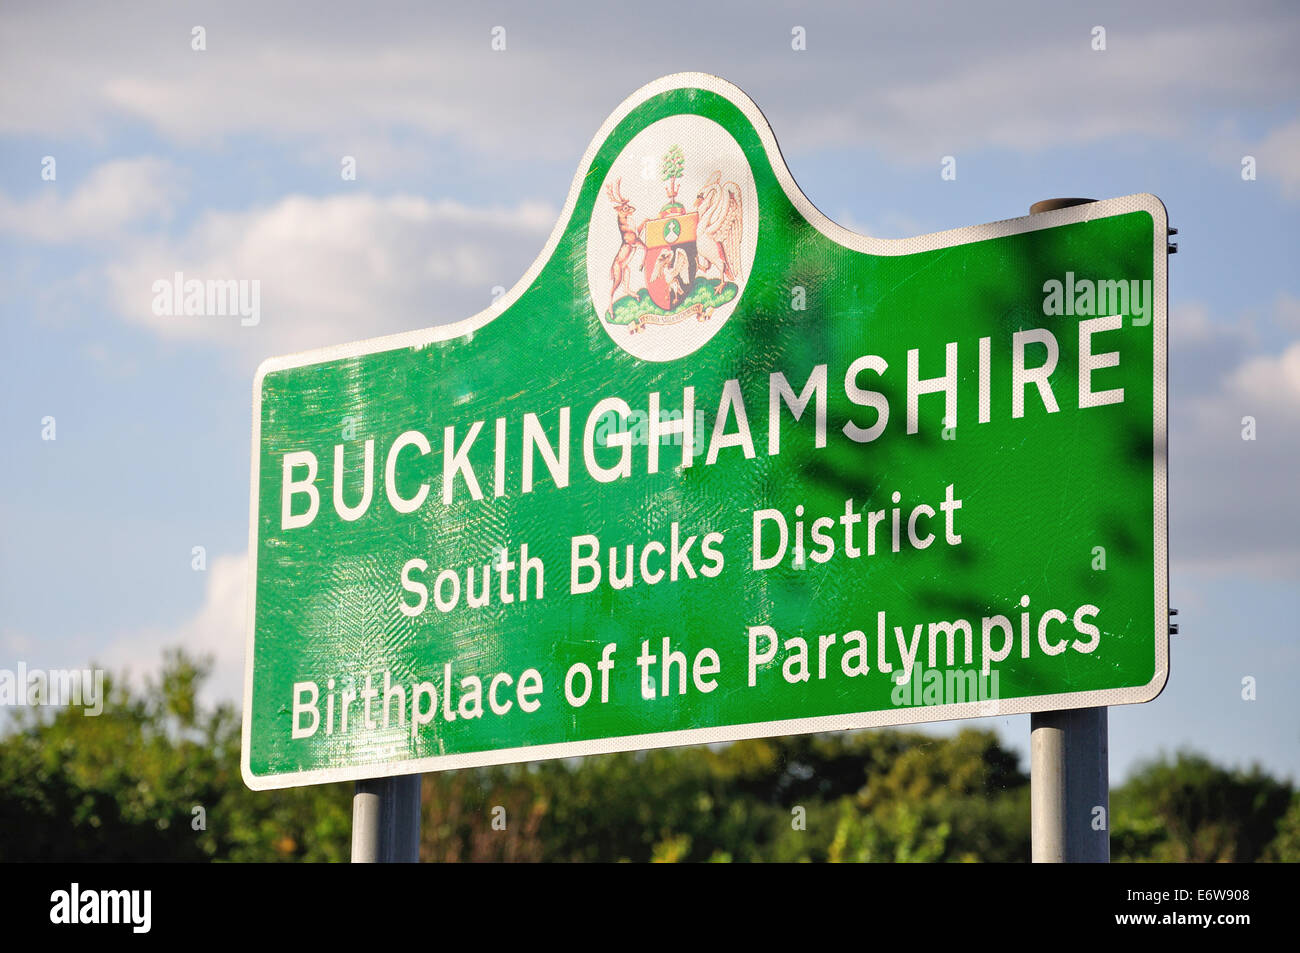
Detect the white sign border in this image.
<box><xmin>242</xmin><ymin>72</ymin><xmax>1169</xmax><ymax>791</ymax></box>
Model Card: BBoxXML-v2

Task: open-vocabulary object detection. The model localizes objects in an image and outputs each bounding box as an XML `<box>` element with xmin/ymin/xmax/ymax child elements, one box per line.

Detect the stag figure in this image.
<box><xmin>606</xmin><ymin>180</ymin><xmax>644</xmax><ymax>305</ymax></box>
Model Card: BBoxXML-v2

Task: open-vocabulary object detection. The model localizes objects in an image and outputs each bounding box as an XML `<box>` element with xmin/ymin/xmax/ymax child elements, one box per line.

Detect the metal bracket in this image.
<box><xmin>1169</xmin><ymin>607</ymin><xmax>1179</xmax><ymax>635</ymax></box>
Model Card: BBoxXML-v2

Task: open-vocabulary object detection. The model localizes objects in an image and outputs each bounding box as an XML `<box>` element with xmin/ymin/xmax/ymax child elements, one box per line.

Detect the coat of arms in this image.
<box><xmin>602</xmin><ymin>144</ymin><xmax>745</xmax><ymax>333</ymax></box>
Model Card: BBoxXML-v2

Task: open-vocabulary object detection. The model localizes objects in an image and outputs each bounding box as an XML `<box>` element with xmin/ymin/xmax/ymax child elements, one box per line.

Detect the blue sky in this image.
<box><xmin>1</xmin><ymin>0</ymin><xmax>1297</xmax><ymax>786</ymax></box>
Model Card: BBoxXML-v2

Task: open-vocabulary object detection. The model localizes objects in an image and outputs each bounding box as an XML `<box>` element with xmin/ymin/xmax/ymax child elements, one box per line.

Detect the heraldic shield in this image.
<box><xmin>642</xmin><ymin>207</ymin><xmax>698</xmax><ymax>311</ymax></box>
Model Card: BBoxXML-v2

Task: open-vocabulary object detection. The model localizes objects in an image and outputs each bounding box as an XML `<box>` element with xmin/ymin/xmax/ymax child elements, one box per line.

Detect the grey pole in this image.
<box><xmin>351</xmin><ymin>774</ymin><xmax>422</xmax><ymax>863</ymax></box>
<box><xmin>1027</xmin><ymin>197</ymin><xmax>1110</xmax><ymax>864</ymax></box>
<box><xmin>1030</xmin><ymin>708</ymin><xmax>1109</xmax><ymax>862</ymax></box>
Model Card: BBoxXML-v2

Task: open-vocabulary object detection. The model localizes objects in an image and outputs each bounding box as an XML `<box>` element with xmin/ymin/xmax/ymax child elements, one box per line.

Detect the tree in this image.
<box><xmin>1112</xmin><ymin>752</ymin><xmax>1293</xmax><ymax>863</ymax></box>
<box><xmin>661</xmin><ymin>144</ymin><xmax>685</xmax><ymax>202</ymax></box>
<box><xmin>0</xmin><ymin>650</ymin><xmax>351</xmax><ymax>862</ymax></box>
<box><xmin>3</xmin><ymin>648</ymin><xmax>1293</xmax><ymax>863</ymax></box>
<box><xmin>1265</xmin><ymin>793</ymin><xmax>1300</xmax><ymax>862</ymax></box>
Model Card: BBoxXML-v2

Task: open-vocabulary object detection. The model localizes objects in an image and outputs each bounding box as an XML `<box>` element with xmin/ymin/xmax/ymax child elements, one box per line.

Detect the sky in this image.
<box><xmin>1</xmin><ymin>0</ymin><xmax>1297</xmax><ymax>786</ymax></box>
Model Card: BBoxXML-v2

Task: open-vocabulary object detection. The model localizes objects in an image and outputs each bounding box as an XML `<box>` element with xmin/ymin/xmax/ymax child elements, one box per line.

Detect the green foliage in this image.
<box><xmin>826</xmin><ymin>801</ymin><xmax>949</xmax><ymax>863</ymax></box>
<box><xmin>1111</xmin><ymin>752</ymin><xmax>1293</xmax><ymax>862</ymax></box>
<box><xmin>607</xmin><ymin>279</ymin><xmax>737</xmax><ymax>325</ymax></box>
<box><xmin>1265</xmin><ymin>793</ymin><xmax>1300</xmax><ymax>862</ymax></box>
<box><xmin>0</xmin><ymin>651</ymin><xmax>351</xmax><ymax>862</ymax></box>
<box><xmin>415</xmin><ymin>728</ymin><xmax>1029</xmax><ymax>863</ymax></box>
<box><xmin>660</xmin><ymin>144</ymin><xmax>685</xmax><ymax>185</ymax></box>
<box><xmin>1</xmin><ymin>651</ymin><xmax>1294</xmax><ymax>863</ymax></box>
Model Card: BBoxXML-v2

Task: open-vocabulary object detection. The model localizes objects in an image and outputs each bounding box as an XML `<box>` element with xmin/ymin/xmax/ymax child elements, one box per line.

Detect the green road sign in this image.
<box><xmin>242</xmin><ymin>73</ymin><xmax>1169</xmax><ymax>790</ymax></box>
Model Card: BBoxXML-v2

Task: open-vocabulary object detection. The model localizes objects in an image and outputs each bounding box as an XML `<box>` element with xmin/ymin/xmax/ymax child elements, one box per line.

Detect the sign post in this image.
<box><xmin>351</xmin><ymin>775</ymin><xmax>421</xmax><ymax>863</ymax></box>
<box><xmin>1026</xmin><ymin>198</ymin><xmax>1110</xmax><ymax>864</ymax></box>
<box><xmin>241</xmin><ymin>76</ymin><xmax>1170</xmax><ymax>863</ymax></box>
<box><xmin>1031</xmin><ymin>707</ymin><xmax>1108</xmax><ymax>862</ymax></box>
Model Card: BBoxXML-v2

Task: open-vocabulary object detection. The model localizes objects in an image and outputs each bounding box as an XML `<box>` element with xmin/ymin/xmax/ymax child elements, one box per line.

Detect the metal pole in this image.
<box><xmin>1031</xmin><ymin>708</ymin><xmax>1108</xmax><ymax>861</ymax></box>
<box><xmin>351</xmin><ymin>774</ymin><xmax>422</xmax><ymax>863</ymax></box>
<box><xmin>1027</xmin><ymin>197</ymin><xmax>1110</xmax><ymax>864</ymax></box>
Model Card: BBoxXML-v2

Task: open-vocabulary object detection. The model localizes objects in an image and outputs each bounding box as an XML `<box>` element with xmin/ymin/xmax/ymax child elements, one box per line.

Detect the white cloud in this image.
<box><xmin>1228</xmin><ymin>341</ymin><xmax>1300</xmax><ymax>410</ymax></box>
<box><xmin>1169</xmin><ymin>300</ymin><xmax>1217</xmax><ymax>347</ymax></box>
<box><xmin>781</xmin><ymin>16</ymin><xmax>1300</xmax><ymax>166</ymax></box>
<box><xmin>99</xmin><ymin>552</ymin><xmax>248</xmax><ymax>706</ymax></box>
<box><xmin>1275</xmin><ymin>292</ymin><xmax>1300</xmax><ymax>332</ymax></box>
<box><xmin>1</xmin><ymin>2</ymin><xmax>1296</xmax><ymax>166</ymax></box>
<box><xmin>0</xmin><ymin>3</ymin><xmax>606</xmax><ymax>159</ymax></box>
<box><xmin>0</xmin><ymin>157</ymin><xmax>183</xmax><ymax>243</ymax></box>
<box><xmin>1252</xmin><ymin>119</ymin><xmax>1300</xmax><ymax>199</ymax></box>
<box><xmin>105</xmin><ymin>192</ymin><xmax>557</xmax><ymax>358</ymax></box>
<box><xmin>831</xmin><ymin>207</ymin><xmax>928</xmax><ymax>239</ymax></box>
<box><xmin>1169</xmin><ymin>301</ymin><xmax>1300</xmax><ymax>579</ymax></box>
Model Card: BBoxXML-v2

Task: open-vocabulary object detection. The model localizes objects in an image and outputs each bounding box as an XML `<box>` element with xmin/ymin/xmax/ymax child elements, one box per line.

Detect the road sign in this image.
<box><xmin>242</xmin><ymin>73</ymin><xmax>1168</xmax><ymax>790</ymax></box>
